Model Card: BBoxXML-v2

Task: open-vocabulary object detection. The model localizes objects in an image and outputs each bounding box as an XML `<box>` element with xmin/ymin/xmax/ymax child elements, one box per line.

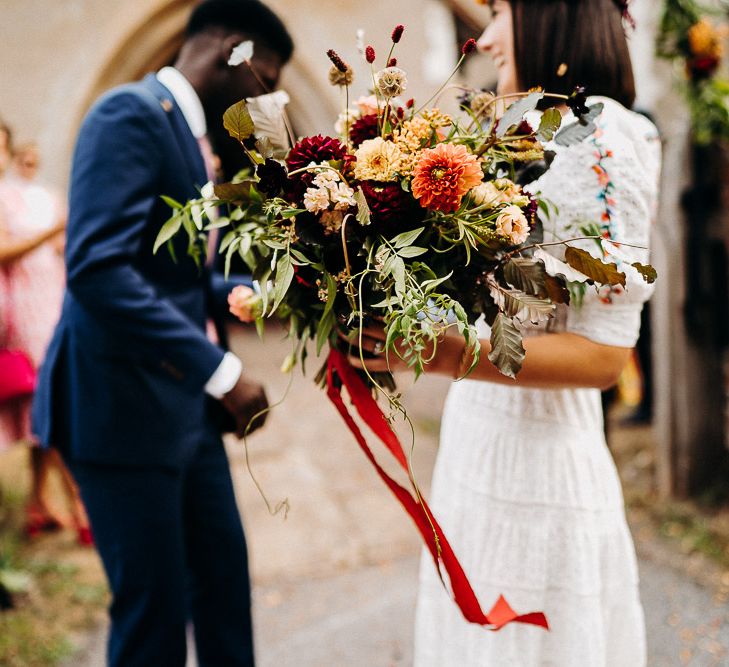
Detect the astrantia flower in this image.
<box><xmin>360</xmin><ymin>181</ymin><xmax>418</xmax><ymax>228</ymax></box>
<box><xmin>411</xmin><ymin>144</ymin><xmax>483</xmax><ymax>213</ymax></box>
<box><xmin>349</xmin><ymin>113</ymin><xmax>381</xmax><ymax>147</ymax></box>
<box><xmin>495</xmin><ymin>204</ymin><xmax>530</xmax><ymax>245</ymax></box>
<box><xmin>376</xmin><ymin>67</ymin><xmax>408</xmax><ymax>98</ymax></box>
<box><xmin>354</xmin><ymin>137</ymin><xmax>403</xmax><ymax>182</ymax></box>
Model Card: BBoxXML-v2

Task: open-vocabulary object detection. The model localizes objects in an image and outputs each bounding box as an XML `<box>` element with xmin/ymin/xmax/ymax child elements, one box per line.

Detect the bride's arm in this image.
<box><xmin>424</xmin><ymin>332</ymin><xmax>631</xmax><ymax>390</ymax></box>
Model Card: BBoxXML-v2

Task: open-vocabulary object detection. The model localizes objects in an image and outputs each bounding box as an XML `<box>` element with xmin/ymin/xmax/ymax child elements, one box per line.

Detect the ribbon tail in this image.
<box><xmin>326</xmin><ymin>350</ymin><xmax>549</xmax><ymax>631</ymax></box>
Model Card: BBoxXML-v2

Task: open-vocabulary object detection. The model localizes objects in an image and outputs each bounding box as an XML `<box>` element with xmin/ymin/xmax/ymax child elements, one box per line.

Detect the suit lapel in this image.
<box><xmin>141</xmin><ymin>75</ymin><xmax>207</xmax><ymax>188</ymax></box>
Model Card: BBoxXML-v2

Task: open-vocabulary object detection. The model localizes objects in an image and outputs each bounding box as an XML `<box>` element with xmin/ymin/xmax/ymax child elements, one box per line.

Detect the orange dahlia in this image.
<box><xmin>411</xmin><ymin>144</ymin><xmax>483</xmax><ymax>213</ymax></box>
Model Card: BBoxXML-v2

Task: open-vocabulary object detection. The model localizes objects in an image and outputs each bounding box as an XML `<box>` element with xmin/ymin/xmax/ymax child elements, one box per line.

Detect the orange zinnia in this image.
<box><xmin>411</xmin><ymin>143</ymin><xmax>483</xmax><ymax>213</ymax></box>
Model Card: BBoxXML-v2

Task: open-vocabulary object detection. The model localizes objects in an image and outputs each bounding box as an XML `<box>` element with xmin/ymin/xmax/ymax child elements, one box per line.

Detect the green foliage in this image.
<box><xmin>223</xmin><ymin>100</ymin><xmax>255</xmax><ymax>143</ymax></box>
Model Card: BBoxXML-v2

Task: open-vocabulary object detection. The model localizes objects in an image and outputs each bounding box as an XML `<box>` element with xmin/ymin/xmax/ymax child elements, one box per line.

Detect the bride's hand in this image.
<box><xmin>338</xmin><ymin>325</ymin><xmax>410</xmax><ymax>373</ymax></box>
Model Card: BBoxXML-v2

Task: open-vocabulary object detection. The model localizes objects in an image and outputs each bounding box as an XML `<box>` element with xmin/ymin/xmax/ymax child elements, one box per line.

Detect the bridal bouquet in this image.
<box><xmin>157</xmin><ymin>25</ymin><xmax>653</xmax><ymax>631</ymax></box>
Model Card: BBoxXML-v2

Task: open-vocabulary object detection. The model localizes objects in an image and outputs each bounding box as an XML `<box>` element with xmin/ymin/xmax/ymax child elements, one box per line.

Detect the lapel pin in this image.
<box><xmin>160</xmin><ymin>98</ymin><xmax>173</xmax><ymax>112</ymax></box>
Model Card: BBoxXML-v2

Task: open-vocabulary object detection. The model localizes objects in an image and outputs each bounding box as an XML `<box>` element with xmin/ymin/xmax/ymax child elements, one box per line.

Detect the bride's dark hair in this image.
<box><xmin>507</xmin><ymin>0</ymin><xmax>636</xmax><ymax>108</ymax></box>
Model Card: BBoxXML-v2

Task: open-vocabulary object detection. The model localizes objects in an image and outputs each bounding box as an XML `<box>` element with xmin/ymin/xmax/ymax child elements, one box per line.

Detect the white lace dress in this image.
<box><xmin>413</xmin><ymin>98</ymin><xmax>661</xmax><ymax>667</ymax></box>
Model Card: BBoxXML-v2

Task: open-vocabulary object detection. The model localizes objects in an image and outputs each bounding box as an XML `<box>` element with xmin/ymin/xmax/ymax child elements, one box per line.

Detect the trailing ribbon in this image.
<box><xmin>326</xmin><ymin>347</ymin><xmax>549</xmax><ymax>631</ymax></box>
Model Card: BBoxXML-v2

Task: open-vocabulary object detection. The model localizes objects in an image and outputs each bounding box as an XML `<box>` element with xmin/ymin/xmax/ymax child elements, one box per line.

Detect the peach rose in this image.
<box><xmin>228</xmin><ymin>285</ymin><xmax>262</xmax><ymax>323</ymax></box>
<box><xmin>495</xmin><ymin>204</ymin><xmax>530</xmax><ymax>245</ymax></box>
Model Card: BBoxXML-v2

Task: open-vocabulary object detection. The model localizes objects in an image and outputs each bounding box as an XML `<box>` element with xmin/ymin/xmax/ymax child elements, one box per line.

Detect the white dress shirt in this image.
<box><xmin>157</xmin><ymin>67</ymin><xmax>242</xmax><ymax>399</ymax></box>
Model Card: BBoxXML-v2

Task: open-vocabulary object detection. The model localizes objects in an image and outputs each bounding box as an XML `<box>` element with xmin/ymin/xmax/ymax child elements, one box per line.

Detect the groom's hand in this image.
<box><xmin>220</xmin><ymin>375</ymin><xmax>269</xmax><ymax>438</ymax></box>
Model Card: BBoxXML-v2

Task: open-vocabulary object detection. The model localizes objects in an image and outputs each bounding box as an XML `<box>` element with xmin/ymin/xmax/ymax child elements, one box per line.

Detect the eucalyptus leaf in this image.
<box><xmin>564</xmin><ymin>246</ymin><xmax>626</xmax><ymax>287</ymax></box>
<box><xmin>554</xmin><ymin>103</ymin><xmax>604</xmax><ymax>147</ymax></box>
<box><xmin>496</xmin><ymin>91</ymin><xmax>544</xmax><ymax>138</ymax></box>
<box><xmin>223</xmin><ymin>100</ymin><xmax>255</xmax><ymax>143</ymax></box>
<box><xmin>160</xmin><ymin>195</ymin><xmax>183</xmax><ymax>210</ymax></box>
<box><xmin>488</xmin><ymin>314</ymin><xmax>526</xmax><ymax>378</ymax></box>
<box><xmin>397</xmin><ymin>246</ymin><xmax>428</xmax><ymax>258</ymax></box>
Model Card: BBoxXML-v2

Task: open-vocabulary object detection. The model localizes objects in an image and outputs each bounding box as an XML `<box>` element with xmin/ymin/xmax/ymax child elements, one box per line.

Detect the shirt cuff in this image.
<box><xmin>204</xmin><ymin>351</ymin><xmax>243</xmax><ymax>399</ymax></box>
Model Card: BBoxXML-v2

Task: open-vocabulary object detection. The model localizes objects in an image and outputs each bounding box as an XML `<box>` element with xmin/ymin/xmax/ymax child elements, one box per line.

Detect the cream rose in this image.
<box><xmin>495</xmin><ymin>204</ymin><xmax>530</xmax><ymax>245</ymax></box>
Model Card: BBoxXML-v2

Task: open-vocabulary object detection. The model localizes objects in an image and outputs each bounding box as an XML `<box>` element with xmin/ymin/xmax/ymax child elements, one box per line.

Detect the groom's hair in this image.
<box><xmin>186</xmin><ymin>0</ymin><xmax>294</xmax><ymax>63</ymax></box>
<box><xmin>510</xmin><ymin>0</ymin><xmax>636</xmax><ymax>109</ymax></box>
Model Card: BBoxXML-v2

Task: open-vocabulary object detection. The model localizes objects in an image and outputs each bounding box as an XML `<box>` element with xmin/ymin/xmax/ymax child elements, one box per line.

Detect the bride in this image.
<box><xmin>354</xmin><ymin>0</ymin><xmax>661</xmax><ymax>664</ymax></box>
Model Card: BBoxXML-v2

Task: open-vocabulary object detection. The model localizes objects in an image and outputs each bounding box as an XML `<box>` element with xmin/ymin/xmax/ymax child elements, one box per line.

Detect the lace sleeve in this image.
<box><xmin>529</xmin><ymin>99</ymin><xmax>661</xmax><ymax>347</ymax></box>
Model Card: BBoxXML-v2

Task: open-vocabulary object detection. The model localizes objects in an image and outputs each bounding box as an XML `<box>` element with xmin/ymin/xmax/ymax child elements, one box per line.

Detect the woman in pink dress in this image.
<box><xmin>0</xmin><ymin>140</ymin><xmax>91</xmax><ymax>544</ymax></box>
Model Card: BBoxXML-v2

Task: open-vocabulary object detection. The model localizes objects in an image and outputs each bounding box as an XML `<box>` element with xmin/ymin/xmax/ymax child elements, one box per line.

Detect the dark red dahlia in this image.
<box><xmin>349</xmin><ymin>114</ymin><xmax>381</xmax><ymax>147</ymax></box>
<box><xmin>360</xmin><ymin>181</ymin><xmax>421</xmax><ymax>230</ymax></box>
<box><xmin>285</xmin><ymin>135</ymin><xmax>350</xmax><ymax>198</ymax></box>
<box><xmin>286</xmin><ymin>135</ymin><xmax>349</xmax><ymax>173</ymax></box>
<box><xmin>256</xmin><ymin>158</ymin><xmax>288</xmax><ymax>195</ymax></box>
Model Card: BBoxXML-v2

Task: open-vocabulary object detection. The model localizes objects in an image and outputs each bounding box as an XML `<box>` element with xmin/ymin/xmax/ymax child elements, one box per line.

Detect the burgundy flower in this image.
<box><xmin>256</xmin><ymin>158</ymin><xmax>287</xmax><ymax>195</ymax></box>
<box><xmin>349</xmin><ymin>114</ymin><xmax>381</xmax><ymax>147</ymax></box>
<box><xmin>360</xmin><ymin>181</ymin><xmax>421</xmax><ymax>230</ymax></box>
<box><xmin>462</xmin><ymin>38</ymin><xmax>477</xmax><ymax>55</ymax></box>
<box><xmin>286</xmin><ymin>135</ymin><xmax>351</xmax><ymax>201</ymax></box>
<box><xmin>567</xmin><ymin>86</ymin><xmax>590</xmax><ymax>119</ymax></box>
<box><xmin>326</xmin><ymin>49</ymin><xmax>349</xmax><ymax>73</ymax></box>
<box><xmin>689</xmin><ymin>56</ymin><xmax>720</xmax><ymax>79</ymax></box>
<box><xmin>391</xmin><ymin>24</ymin><xmax>405</xmax><ymax>43</ymax></box>
<box><xmin>388</xmin><ymin>57</ymin><xmax>398</xmax><ymax>67</ymax></box>
<box><xmin>365</xmin><ymin>45</ymin><xmax>376</xmax><ymax>64</ymax></box>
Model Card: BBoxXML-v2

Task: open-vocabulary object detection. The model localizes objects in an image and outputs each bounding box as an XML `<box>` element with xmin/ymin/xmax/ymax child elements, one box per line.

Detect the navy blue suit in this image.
<box><xmin>33</xmin><ymin>75</ymin><xmax>255</xmax><ymax>666</ymax></box>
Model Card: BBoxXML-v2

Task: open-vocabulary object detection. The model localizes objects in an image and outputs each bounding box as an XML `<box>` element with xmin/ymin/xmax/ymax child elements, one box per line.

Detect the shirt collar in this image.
<box><xmin>156</xmin><ymin>67</ymin><xmax>207</xmax><ymax>139</ymax></box>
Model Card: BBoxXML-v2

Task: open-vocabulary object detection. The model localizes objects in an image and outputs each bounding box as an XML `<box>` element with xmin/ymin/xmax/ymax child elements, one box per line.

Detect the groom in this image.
<box><xmin>32</xmin><ymin>1</ymin><xmax>293</xmax><ymax>665</ymax></box>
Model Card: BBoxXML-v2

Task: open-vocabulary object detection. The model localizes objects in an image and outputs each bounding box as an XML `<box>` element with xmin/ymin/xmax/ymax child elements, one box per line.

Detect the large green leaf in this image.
<box><xmin>554</xmin><ymin>103</ymin><xmax>604</xmax><ymax>146</ymax></box>
<box><xmin>564</xmin><ymin>246</ymin><xmax>626</xmax><ymax>287</ymax></box>
<box><xmin>632</xmin><ymin>262</ymin><xmax>658</xmax><ymax>284</ymax></box>
<box><xmin>390</xmin><ymin>227</ymin><xmax>424</xmax><ymax>249</ymax></box>
<box><xmin>153</xmin><ymin>214</ymin><xmax>182</xmax><ymax>254</ymax></box>
<box><xmin>271</xmin><ymin>253</ymin><xmax>294</xmax><ymax>314</ymax></box>
<box><xmin>488</xmin><ymin>314</ymin><xmax>526</xmax><ymax>379</ymax></box>
<box><xmin>214</xmin><ymin>180</ymin><xmax>255</xmax><ymax>202</ymax></box>
<box><xmin>503</xmin><ymin>258</ymin><xmax>547</xmax><ymax>297</ymax></box>
<box><xmin>496</xmin><ymin>91</ymin><xmax>544</xmax><ymax>138</ymax></box>
<box><xmin>536</xmin><ymin>108</ymin><xmax>562</xmax><ymax>142</ymax></box>
<box><xmin>223</xmin><ymin>100</ymin><xmax>255</xmax><ymax>143</ymax></box>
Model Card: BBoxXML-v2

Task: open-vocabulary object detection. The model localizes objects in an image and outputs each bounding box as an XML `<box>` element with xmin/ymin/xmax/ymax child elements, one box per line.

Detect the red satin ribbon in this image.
<box><xmin>326</xmin><ymin>348</ymin><xmax>549</xmax><ymax>631</ymax></box>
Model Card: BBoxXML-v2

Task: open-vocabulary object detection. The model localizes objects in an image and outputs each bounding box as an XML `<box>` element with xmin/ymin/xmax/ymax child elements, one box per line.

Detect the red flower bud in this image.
<box><xmin>462</xmin><ymin>38</ymin><xmax>477</xmax><ymax>55</ymax></box>
<box><xmin>326</xmin><ymin>49</ymin><xmax>349</xmax><ymax>73</ymax></box>
<box><xmin>391</xmin><ymin>24</ymin><xmax>405</xmax><ymax>43</ymax></box>
<box><xmin>365</xmin><ymin>45</ymin><xmax>376</xmax><ymax>64</ymax></box>
<box><xmin>406</xmin><ymin>98</ymin><xmax>415</xmax><ymax>109</ymax></box>
<box><xmin>388</xmin><ymin>57</ymin><xmax>397</xmax><ymax>67</ymax></box>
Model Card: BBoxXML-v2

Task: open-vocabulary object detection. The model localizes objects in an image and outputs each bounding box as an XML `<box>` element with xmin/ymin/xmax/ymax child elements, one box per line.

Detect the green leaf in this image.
<box><xmin>271</xmin><ymin>253</ymin><xmax>294</xmax><ymax>314</ymax></box>
<box><xmin>223</xmin><ymin>100</ymin><xmax>255</xmax><ymax>142</ymax></box>
<box><xmin>390</xmin><ymin>227</ymin><xmax>424</xmax><ymax>249</ymax></box>
<box><xmin>154</xmin><ymin>214</ymin><xmax>182</xmax><ymax>254</ymax></box>
<box><xmin>214</xmin><ymin>180</ymin><xmax>255</xmax><ymax>202</ymax></box>
<box><xmin>496</xmin><ymin>91</ymin><xmax>544</xmax><ymax>138</ymax></box>
<box><xmin>503</xmin><ymin>258</ymin><xmax>547</xmax><ymax>297</ymax></box>
<box><xmin>632</xmin><ymin>262</ymin><xmax>658</xmax><ymax>284</ymax></box>
<box><xmin>315</xmin><ymin>309</ymin><xmax>335</xmax><ymax>355</ymax></box>
<box><xmin>488</xmin><ymin>314</ymin><xmax>526</xmax><ymax>378</ymax></box>
<box><xmin>554</xmin><ymin>103</ymin><xmax>604</xmax><ymax>146</ymax></box>
<box><xmin>160</xmin><ymin>195</ymin><xmax>183</xmax><ymax>210</ymax></box>
<box><xmin>397</xmin><ymin>246</ymin><xmax>428</xmax><ymax>258</ymax></box>
<box><xmin>537</xmin><ymin>108</ymin><xmax>562</xmax><ymax>142</ymax></box>
<box><xmin>564</xmin><ymin>246</ymin><xmax>626</xmax><ymax>287</ymax></box>
<box><xmin>354</xmin><ymin>187</ymin><xmax>371</xmax><ymax>227</ymax></box>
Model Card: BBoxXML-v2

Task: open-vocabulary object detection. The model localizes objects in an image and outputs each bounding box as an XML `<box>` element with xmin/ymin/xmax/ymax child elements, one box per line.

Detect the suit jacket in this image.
<box><xmin>33</xmin><ymin>74</ymin><xmax>243</xmax><ymax>467</ymax></box>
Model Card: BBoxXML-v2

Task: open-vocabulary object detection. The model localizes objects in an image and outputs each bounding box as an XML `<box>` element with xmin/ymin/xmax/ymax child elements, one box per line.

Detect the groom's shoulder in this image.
<box><xmin>83</xmin><ymin>77</ymin><xmax>167</xmax><ymax>131</ymax></box>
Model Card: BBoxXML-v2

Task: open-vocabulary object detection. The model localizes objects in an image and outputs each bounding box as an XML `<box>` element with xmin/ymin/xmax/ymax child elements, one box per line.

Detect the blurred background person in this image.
<box><xmin>0</xmin><ymin>135</ymin><xmax>92</xmax><ymax>545</ymax></box>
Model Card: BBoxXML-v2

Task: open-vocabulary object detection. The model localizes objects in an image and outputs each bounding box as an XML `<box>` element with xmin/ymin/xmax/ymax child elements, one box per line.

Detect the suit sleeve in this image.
<box><xmin>65</xmin><ymin>91</ymin><xmax>224</xmax><ymax>391</ymax></box>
